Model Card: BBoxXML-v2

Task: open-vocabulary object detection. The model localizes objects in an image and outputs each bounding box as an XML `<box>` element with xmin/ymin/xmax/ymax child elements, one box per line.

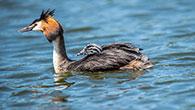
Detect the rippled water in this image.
<box><xmin>0</xmin><ymin>0</ymin><xmax>195</xmax><ymax>110</ymax></box>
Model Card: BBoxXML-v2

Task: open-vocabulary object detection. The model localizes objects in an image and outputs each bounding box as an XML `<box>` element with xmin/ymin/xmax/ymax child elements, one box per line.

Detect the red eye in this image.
<box><xmin>34</xmin><ymin>24</ymin><xmax>37</xmax><ymax>26</ymax></box>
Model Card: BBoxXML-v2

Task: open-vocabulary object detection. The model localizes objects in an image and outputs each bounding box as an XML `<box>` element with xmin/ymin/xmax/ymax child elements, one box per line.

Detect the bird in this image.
<box><xmin>18</xmin><ymin>9</ymin><xmax>154</xmax><ymax>73</ymax></box>
<box><xmin>77</xmin><ymin>43</ymin><xmax>102</xmax><ymax>56</ymax></box>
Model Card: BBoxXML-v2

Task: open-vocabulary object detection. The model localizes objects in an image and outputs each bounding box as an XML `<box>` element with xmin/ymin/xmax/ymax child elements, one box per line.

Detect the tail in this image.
<box><xmin>120</xmin><ymin>54</ymin><xmax>153</xmax><ymax>71</ymax></box>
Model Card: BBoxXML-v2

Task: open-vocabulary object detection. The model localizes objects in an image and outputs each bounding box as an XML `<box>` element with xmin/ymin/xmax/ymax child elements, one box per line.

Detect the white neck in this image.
<box><xmin>52</xmin><ymin>36</ymin><xmax>70</xmax><ymax>73</ymax></box>
<box><xmin>53</xmin><ymin>38</ymin><xmax>61</xmax><ymax>73</ymax></box>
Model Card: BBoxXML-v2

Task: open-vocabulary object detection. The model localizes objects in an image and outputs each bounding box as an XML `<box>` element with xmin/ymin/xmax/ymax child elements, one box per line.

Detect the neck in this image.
<box><xmin>53</xmin><ymin>33</ymin><xmax>71</xmax><ymax>73</ymax></box>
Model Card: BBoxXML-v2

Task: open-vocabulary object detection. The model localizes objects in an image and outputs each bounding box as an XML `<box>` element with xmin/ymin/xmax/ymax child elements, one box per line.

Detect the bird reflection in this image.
<box><xmin>53</xmin><ymin>72</ymin><xmax>75</xmax><ymax>90</ymax></box>
<box><xmin>78</xmin><ymin>70</ymin><xmax>145</xmax><ymax>82</ymax></box>
<box><xmin>45</xmin><ymin>70</ymin><xmax>146</xmax><ymax>105</ymax></box>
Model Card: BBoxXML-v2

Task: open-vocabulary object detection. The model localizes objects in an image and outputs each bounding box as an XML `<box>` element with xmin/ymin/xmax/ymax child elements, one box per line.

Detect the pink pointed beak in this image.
<box><xmin>77</xmin><ymin>49</ymin><xmax>85</xmax><ymax>56</ymax></box>
<box><xmin>18</xmin><ymin>25</ymin><xmax>34</xmax><ymax>32</ymax></box>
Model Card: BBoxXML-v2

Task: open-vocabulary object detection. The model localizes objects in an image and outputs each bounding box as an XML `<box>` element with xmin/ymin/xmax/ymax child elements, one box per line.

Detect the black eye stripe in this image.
<box><xmin>86</xmin><ymin>45</ymin><xmax>93</xmax><ymax>48</ymax></box>
<box><xmin>87</xmin><ymin>47</ymin><xmax>101</xmax><ymax>53</ymax></box>
<box><xmin>88</xmin><ymin>46</ymin><xmax>101</xmax><ymax>50</ymax></box>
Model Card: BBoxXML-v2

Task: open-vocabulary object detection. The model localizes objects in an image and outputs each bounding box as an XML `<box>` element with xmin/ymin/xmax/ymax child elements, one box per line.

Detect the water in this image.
<box><xmin>0</xmin><ymin>0</ymin><xmax>195</xmax><ymax>110</ymax></box>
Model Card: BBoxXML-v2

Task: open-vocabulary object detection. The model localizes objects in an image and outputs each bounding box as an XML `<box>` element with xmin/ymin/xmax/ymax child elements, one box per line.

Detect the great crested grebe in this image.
<box><xmin>18</xmin><ymin>9</ymin><xmax>153</xmax><ymax>73</ymax></box>
<box><xmin>77</xmin><ymin>43</ymin><xmax>102</xmax><ymax>56</ymax></box>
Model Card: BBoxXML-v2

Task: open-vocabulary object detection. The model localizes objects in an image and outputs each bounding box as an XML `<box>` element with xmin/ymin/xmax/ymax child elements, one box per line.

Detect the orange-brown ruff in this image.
<box><xmin>41</xmin><ymin>16</ymin><xmax>62</xmax><ymax>42</ymax></box>
<box><xmin>18</xmin><ymin>9</ymin><xmax>154</xmax><ymax>73</ymax></box>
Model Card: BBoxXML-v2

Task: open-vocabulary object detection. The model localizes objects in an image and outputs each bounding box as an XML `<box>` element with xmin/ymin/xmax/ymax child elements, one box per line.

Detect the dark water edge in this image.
<box><xmin>0</xmin><ymin>0</ymin><xmax>195</xmax><ymax>110</ymax></box>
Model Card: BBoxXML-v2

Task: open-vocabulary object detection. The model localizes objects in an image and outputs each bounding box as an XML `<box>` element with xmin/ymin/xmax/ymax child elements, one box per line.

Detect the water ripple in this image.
<box><xmin>0</xmin><ymin>0</ymin><xmax>195</xmax><ymax>110</ymax></box>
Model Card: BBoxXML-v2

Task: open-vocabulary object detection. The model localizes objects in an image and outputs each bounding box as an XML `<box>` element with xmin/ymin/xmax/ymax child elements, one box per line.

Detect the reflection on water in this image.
<box><xmin>54</xmin><ymin>73</ymin><xmax>75</xmax><ymax>90</ymax></box>
<box><xmin>0</xmin><ymin>0</ymin><xmax>195</xmax><ymax>110</ymax></box>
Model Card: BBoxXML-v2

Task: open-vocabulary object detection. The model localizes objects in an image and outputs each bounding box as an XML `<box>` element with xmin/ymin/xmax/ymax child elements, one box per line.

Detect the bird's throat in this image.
<box><xmin>53</xmin><ymin>35</ymin><xmax>70</xmax><ymax>73</ymax></box>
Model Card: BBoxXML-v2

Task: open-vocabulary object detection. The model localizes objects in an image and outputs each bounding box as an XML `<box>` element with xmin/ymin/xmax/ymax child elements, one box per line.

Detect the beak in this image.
<box><xmin>18</xmin><ymin>25</ymin><xmax>34</xmax><ymax>32</ymax></box>
<box><xmin>77</xmin><ymin>50</ymin><xmax>85</xmax><ymax>56</ymax></box>
<box><xmin>77</xmin><ymin>53</ymin><xmax>82</xmax><ymax>56</ymax></box>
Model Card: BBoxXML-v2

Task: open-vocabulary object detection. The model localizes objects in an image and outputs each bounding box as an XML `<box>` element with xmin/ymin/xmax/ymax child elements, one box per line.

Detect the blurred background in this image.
<box><xmin>0</xmin><ymin>0</ymin><xmax>195</xmax><ymax>110</ymax></box>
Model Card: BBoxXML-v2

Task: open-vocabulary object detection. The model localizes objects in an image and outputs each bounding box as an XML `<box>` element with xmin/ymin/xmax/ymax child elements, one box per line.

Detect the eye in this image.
<box><xmin>34</xmin><ymin>24</ymin><xmax>37</xmax><ymax>26</ymax></box>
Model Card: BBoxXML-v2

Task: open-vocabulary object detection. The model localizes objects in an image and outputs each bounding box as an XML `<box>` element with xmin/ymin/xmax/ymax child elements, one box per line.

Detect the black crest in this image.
<box><xmin>40</xmin><ymin>9</ymin><xmax>55</xmax><ymax>20</ymax></box>
<box><xmin>30</xmin><ymin>9</ymin><xmax>55</xmax><ymax>25</ymax></box>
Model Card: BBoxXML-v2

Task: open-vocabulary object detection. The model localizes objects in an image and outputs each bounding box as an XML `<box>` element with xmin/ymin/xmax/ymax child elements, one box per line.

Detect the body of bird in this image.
<box><xmin>18</xmin><ymin>9</ymin><xmax>153</xmax><ymax>73</ymax></box>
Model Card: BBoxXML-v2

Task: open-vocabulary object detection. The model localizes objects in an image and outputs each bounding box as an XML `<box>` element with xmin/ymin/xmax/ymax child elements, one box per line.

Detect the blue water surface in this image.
<box><xmin>0</xmin><ymin>0</ymin><xmax>195</xmax><ymax>110</ymax></box>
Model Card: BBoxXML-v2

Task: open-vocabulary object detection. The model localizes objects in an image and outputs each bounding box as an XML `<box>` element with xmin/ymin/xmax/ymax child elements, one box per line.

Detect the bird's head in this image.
<box><xmin>18</xmin><ymin>9</ymin><xmax>63</xmax><ymax>42</ymax></box>
<box><xmin>77</xmin><ymin>44</ymin><xmax>102</xmax><ymax>56</ymax></box>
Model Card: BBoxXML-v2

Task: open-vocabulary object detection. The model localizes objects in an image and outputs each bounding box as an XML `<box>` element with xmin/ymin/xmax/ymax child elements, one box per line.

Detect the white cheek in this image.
<box><xmin>32</xmin><ymin>22</ymin><xmax>42</xmax><ymax>31</ymax></box>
